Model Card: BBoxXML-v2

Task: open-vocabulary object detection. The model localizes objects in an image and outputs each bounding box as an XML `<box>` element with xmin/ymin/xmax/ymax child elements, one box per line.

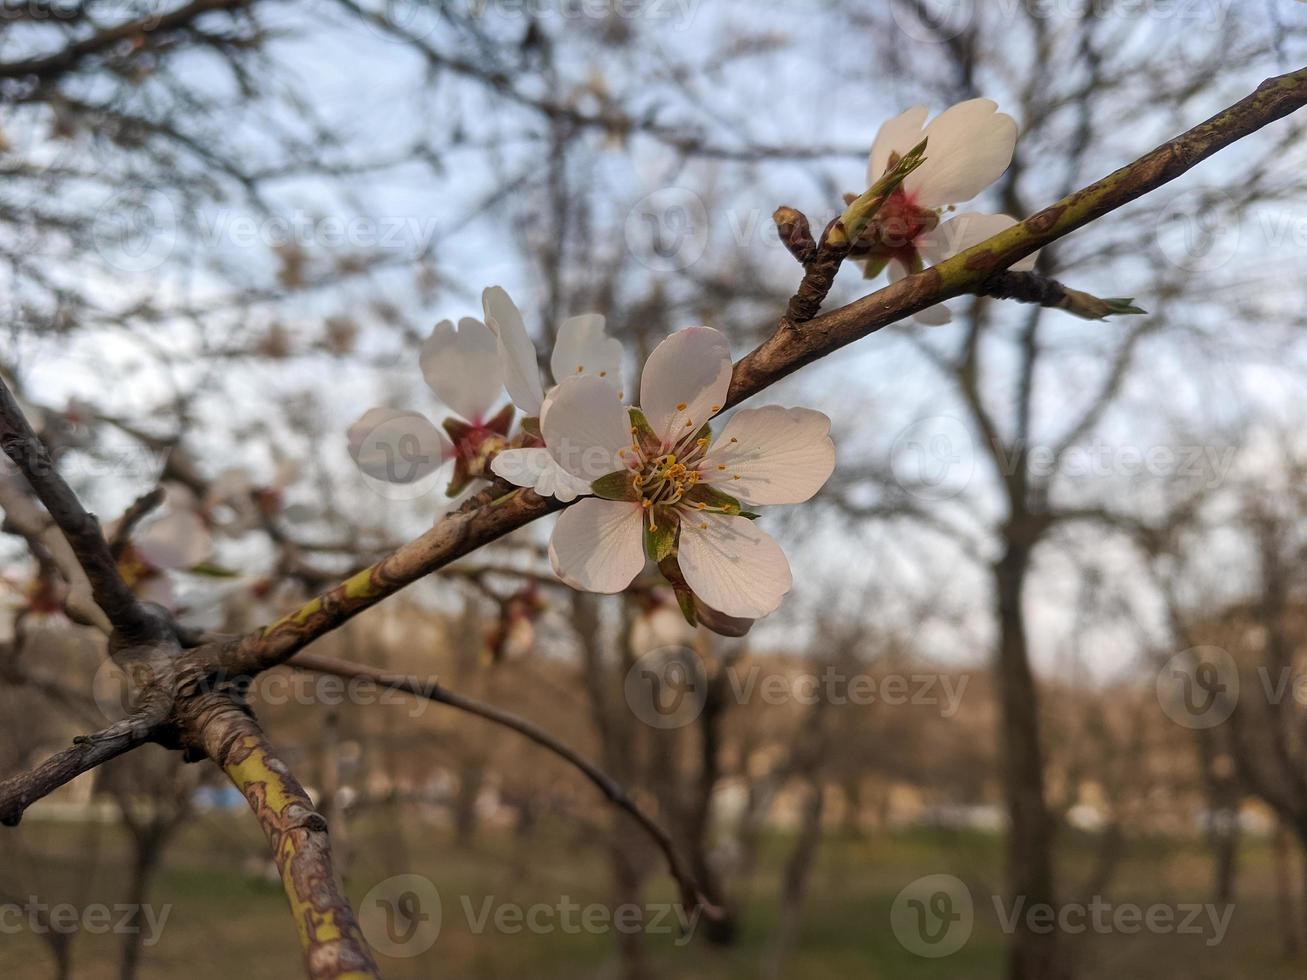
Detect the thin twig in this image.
<box><xmin>0</xmin><ymin>378</ymin><xmax>158</xmax><ymax>642</ymax></box>
<box><xmin>292</xmin><ymin>652</ymin><xmax>724</xmax><ymax>921</ymax></box>
<box><xmin>0</xmin><ymin>717</ymin><xmax>156</xmax><ymax>826</ymax></box>
<box><xmin>109</xmin><ymin>487</ymin><xmax>167</xmax><ymax>559</ymax></box>
<box><xmin>979</xmin><ymin>271</ymin><xmax>1145</xmax><ymax>320</ymax></box>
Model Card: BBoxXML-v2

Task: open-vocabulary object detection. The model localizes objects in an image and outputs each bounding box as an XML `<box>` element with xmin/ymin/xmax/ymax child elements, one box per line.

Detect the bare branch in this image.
<box><xmin>0</xmin><ymin>716</ymin><xmax>156</xmax><ymax>826</ymax></box>
<box><xmin>292</xmin><ymin>652</ymin><xmax>724</xmax><ymax>921</ymax></box>
<box><xmin>214</xmin><ymin>65</ymin><xmax>1307</xmax><ymax>680</ymax></box>
<box><xmin>188</xmin><ymin>703</ymin><xmax>379</xmax><ymax>979</ymax></box>
<box><xmin>0</xmin><ymin>377</ymin><xmax>161</xmax><ymax>642</ymax></box>
<box><xmin>0</xmin><ymin>0</ymin><xmax>254</xmax><ymax>85</ymax></box>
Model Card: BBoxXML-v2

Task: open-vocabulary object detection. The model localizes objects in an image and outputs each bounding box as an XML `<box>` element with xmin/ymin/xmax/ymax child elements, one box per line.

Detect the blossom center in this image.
<box><xmin>629</xmin><ymin>429</ymin><xmax>708</xmax><ymax>512</ymax></box>
<box><xmin>859</xmin><ymin>187</ymin><xmax>938</xmax><ymax>263</ymax></box>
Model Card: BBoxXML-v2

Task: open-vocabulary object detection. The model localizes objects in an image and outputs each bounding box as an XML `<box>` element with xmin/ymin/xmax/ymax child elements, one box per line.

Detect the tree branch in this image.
<box><xmin>188</xmin><ymin>702</ymin><xmax>379</xmax><ymax>979</ymax></box>
<box><xmin>291</xmin><ymin>652</ymin><xmax>723</xmax><ymax>921</ymax></box>
<box><xmin>0</xmin><ymin>379</ymin><xmax>160</xmax><ymax>643</ymax></box>
<box><xmin>726</xmin><ymin>66</ymin><xmax>1307</xmax><ymax>402</ymax></box>
<box><xmin>0</xmin><ymin>716</ymin><xmax>156</xmax><ymax>826</ymax></box>
<box><xmin>212</xmin><ymin>65</ymin><xmax>1307</xmax><ymax>680</ymax></box>
<box><xmin>0</xmin><ymin>0</ymin><xmax>254</xmax><ymax>85</ymax></box>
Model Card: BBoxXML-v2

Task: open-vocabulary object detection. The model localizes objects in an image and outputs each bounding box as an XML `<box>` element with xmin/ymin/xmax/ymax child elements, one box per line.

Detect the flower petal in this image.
<box><xmin>677</xmin><ymin>514</ymin><xmax>792</xmax><ymax>619</ymax></box>
<box><xmin>868</xmin><ymin>104</ymin><xmax>929</xmax><ymax>185</ymax></box>
<box><xmin>541</xmin><ymin>375</ymin><xmax>630</xmax><ymax>481</ymax></box>
<box><xmin>639</xmin><ymin>326</ymin><xmax>732</xmax><ymax>445</ymax></box>
<box><xmin>888</xmin><ymin>259</ymin><xmax>952</xmax><ymax>325</ymax></box>
<box><xmin>918</xmin><ymin>212</ymin><xmax>1036</xmax><ymax>271</ymax></box>
<box><xmin>549</xmin><ymin>498</ymin><xmax>645</xmax><ymax>593</ymax></box>
<box><xmin>550</xmin><ymin>314</ymin><xmax>624</xmax><ymax>396</ymax></box>
<box><xmin>701</xmin><ymin>406</ymin><xmax>835</xmax><ymax>505</ymax></box>
<box><xmin>420</xmin><ymin>317</ymin><xmax>504</xmax><ymax>423</ymax></box>
<box><xmin>346</xmin><ymin>407</ymin><xmax>450</xmax><ymax>483</ymax></box>
<box><xmin>904</xmin><ymin>99</ymin><xmax>1017</xmax><ymax>208</ymax></box>
<box><xmin>490</xmin><ymin>447</ymin><xmax>592</xmax><ymax>503</ymax></box>
<box><xmin>482</xmin><ymin>286</ymin><xmax>544</xmax><ymax>416</ymax></box>
<box><xmin>136</xmin><ymin>509</ymin><xmax>212</xmax><ymax>570</ymax></box>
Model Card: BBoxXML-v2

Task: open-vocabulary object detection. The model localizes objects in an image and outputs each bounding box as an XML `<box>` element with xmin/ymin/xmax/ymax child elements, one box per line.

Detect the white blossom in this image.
<box><xmin>864</xmin><ymin>98</ymin><xmax>1037</xmax><ymax>324</ymax></box>
<box><xmin>541</xmin><ymin>327</ymin><xmax>834</xmax><ymax>620</ymax></box>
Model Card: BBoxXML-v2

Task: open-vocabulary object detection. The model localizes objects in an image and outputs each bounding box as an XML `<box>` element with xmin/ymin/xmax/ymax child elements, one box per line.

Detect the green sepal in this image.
<box><xmin>1059</xmin><ymin>288</ymin><xmax>1148</xmax><ymax>320</ymax></box>
<box><xmin>520</xmin><ymin>416</ymin><xmax>542</xmax><ymax>440</ymax></box>
<box><xmin>643</xmin><ymin>510</ymin><xmax>679</xmax><ymax>564</ymax></box>
<box><xmin>591</xmin><ymin>469</ymin><xmax>639</xmax><ymax>502</ymax></box>
<box><xmin>860</xmin><ymin>254</ymin><xmax>890</xmax><ymax>280</ymax></box>
<box><xmin>673</xmin><ymin>589</ymin><xmax>698</xmax><ymax>627</ymax></box>
<box><xmin>628</xmin><ymin>407</ymin><xmax>662</xmax><ymax>457</ymax></box>
<box><xmin>836</xmin><ymin>137</ymin><xmax>928</xmax><ymax>246</ymax></box>
<box><xmin>657</xmin><ymin>555</ymin><xmax>698</xmax><ymax>628</ymax></box>
<box><xmin>442</xmin><ymin>416</ymin><xmax>472</xmax><ymax>443</ymax></box>
<box><xmin>445</xmin><ymin>464</ymin><xmax>472</xmax><ymax>498</ymax></box>
<box><xmin>739</xmin><ymin>511</ymin><xmax>761</xmax><ymax>520</ymax></box>
<box><xmin>186</xmin><ymin>561</ymin><xmax>240</xmax><ymax>578</ymax></box>
<box><xmin>484</xmin><ymin>402</ymin><xmax>516</xmax><ymax>436</ymax></box>
<box><xmin>683</xmin><ymin>484</ymin><xmax>743</xmax><ymax>516</ymax></box>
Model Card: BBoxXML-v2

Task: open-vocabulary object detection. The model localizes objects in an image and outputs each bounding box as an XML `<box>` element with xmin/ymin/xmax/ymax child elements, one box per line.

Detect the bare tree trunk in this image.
<box><xmin>1275</xmin><ymin>822</ymin><xmax>1300</xmax><ymax>957</ymax></box>
<box><xmin>119</xmin><ymin>827</ymin><xmax>166</xmax><ymax>980</ymax></box>
<box><xmin>575</xmin><ymin>594</ymin><xmax>651</xmax><ymax>980</ymax></box>
<box><xmin>318</xmin><ymin>709</ymin><xmax>349</xmax><ymax>877</ymax></box>
<box><xmin>763</xmin><ymin>776</ymin><xmax>825</xmax><ymax>980</ymax></box>
<box><xmin>609</xmin><ymin>837</ymin><xmax>650</xmax><ymax>980</ymax></box>
<box><xmin>840</xmin><ymin>777</ymin><xmax>863</xmax><ymax>839</ymax></box>
<box><xmin>993</xmin><ymin>541</ymin><xmax>1064</xmax><ymax>980</ymax></box>
<box><xmin>50</xmin><ymin>936</ymin><xmax>74</xmax><ymax>980</ymax></box>
<box><xmin>453</xmin><ymin>764</ymin><xmax>484</xmax><ymax>847</ymax></box>
<box><xmin>1080</xmin><ymin>821</ymin><xmax>1124</xmax><ymax>902</ymax></box>
<box><xmin>685</xmin><ymin>651</ymin><xmax>737</xmax><ymax>946</ymax></box>
<box><xmin>1209</xmin><ymin>810</ymin><xmax>1239</xmax><ymax>908</ymax></box>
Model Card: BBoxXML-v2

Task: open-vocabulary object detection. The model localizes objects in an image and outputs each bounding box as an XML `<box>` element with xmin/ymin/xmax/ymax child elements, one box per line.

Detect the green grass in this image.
<box><xmin>0</xmin><ymin>816</ymin><xmax>1297</xmax><ymax>979</ymax></box>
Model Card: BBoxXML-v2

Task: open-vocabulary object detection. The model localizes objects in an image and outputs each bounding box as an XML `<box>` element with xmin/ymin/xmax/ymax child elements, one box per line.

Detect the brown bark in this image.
<box><xmin>993</xmin><ymin>539</ymin><xmax>1065</xmax><ymax>980</ymax></box>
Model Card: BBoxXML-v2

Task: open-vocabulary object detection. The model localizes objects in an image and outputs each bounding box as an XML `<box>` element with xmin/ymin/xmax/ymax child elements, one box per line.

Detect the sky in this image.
<box><xmin>4</xmin><ymin>0</ymin><xmax>1307</xmax><ymax>681</ymax></box>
